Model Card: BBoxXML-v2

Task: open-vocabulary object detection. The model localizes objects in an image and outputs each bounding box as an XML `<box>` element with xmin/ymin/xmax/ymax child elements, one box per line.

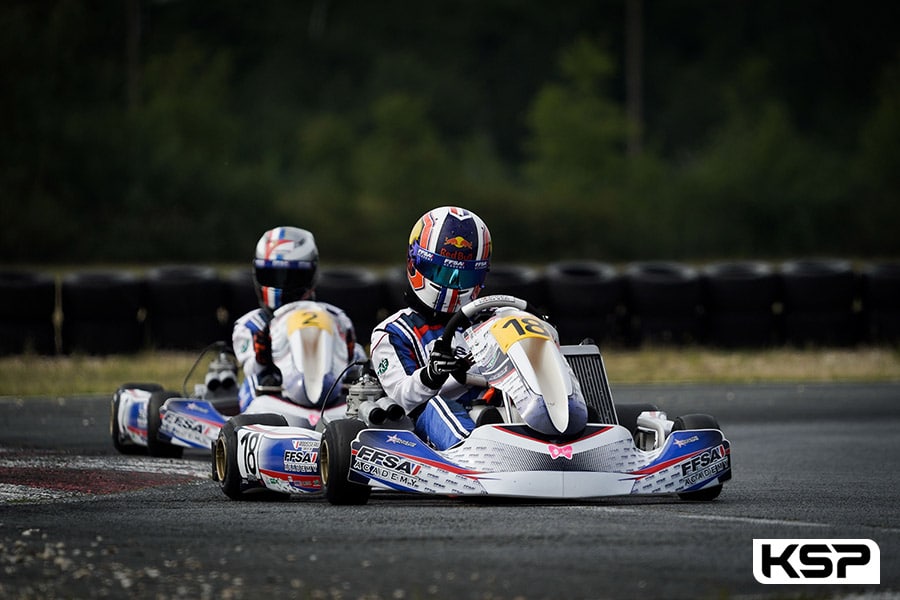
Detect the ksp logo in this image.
<box><xmin>752</xmin><ymin>539</ymin><xmax>880</xmax><ymax>585</ymax></box>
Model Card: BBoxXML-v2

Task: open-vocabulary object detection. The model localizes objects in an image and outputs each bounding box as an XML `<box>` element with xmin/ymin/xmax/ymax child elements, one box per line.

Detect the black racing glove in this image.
<box><xmin>420</xmin><ymin>339</ymin><xmax>471</xmax><ymax>389</ymax></box>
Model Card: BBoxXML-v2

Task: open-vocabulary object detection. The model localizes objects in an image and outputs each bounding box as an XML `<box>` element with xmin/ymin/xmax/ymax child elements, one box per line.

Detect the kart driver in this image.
<box><xmin>233</xmin><ymin>226</ymin><xmax>365</xmax><ymax>410</ymax></box>
<box><xmin>369</xmin><ymin>206</ymin><xmax>492</xmax><ymax>450</ymax></box>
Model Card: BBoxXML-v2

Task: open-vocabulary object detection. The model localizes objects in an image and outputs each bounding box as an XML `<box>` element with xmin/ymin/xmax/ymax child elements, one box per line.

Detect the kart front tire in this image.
<box><xmin>672</xmin><ymin>413</ymin><xmax>724</xmax><ymax>501</ymax></box>
<box><xmin>146</xmin><ymin>390</ymin><xmax>183</xmax><ymax>458</ymax></box>
<box><xmin>215</xmin><ymin>413</ymin><xmax>289</xmax><ymax>501</ymax></box>
<box><xmin>614</xmin><ymin>402</ymin><xmax>661</xmax><ymax>436</ymax></box>
<box><xmin>320</xmin><ymin>419</ymin><xmax>370</xmax><ymax>505</ymax></box>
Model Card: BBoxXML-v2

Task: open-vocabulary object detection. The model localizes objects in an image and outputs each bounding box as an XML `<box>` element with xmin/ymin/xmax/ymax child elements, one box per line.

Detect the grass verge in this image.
<box><xmin>1</xmin><ymin>347</ymin><xmax>898</xmax><ymax>398</ymax></box>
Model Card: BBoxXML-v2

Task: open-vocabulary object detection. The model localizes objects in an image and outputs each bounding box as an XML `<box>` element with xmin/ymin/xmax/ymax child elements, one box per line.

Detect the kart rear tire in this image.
<box><xmin>215</xmin><ymin>413</ymin><xmax>289</xmax><ymax>501</ymax></box>
<box><xmin>147</xmin><ymin>390</ymin><xmax>184</xmax><ymax>458</ymax></box>
<box><xmin>320</xmin><ymin>419</ymin><xmax>370</xmax><ymax>505</ymax></box>
<box><xmin>672</xmin><ymin>413</ymin><xmax>724</xmax><ymax>501</ymax></box>
<box><xmin>111</xmin><ymin>383</ymin><xmax>163</xmax><ymax>455</ymax></box>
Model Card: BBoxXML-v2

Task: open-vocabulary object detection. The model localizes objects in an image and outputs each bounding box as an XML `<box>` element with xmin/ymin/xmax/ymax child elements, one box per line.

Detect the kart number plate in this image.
<box><xmin>490</xmin><ymin>316</ymin><xmax>552</xmax><ymax>352</ymax></box>
<box><xmin>287</xmin><ymin>308</ymin><xmax>333</xmax><ymax>334</ymax></box>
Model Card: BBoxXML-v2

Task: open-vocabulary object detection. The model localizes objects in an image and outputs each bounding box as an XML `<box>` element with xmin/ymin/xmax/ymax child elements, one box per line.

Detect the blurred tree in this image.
<box><xmin>850</xmin><ymin>53</ymin><xmax>900</xmax><ymax>255</ymax></box>
<box><xmin>522</xmin><ymin>37</ymin><xmax>630</xmax><ymax>258</ymax></box>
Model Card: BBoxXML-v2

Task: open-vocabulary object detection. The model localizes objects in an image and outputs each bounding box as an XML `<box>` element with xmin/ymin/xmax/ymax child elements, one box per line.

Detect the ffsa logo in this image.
<box><xmin>753</xmin><ymin>539</ymin><xmax>880</xmax><ymax>585</ymax></box>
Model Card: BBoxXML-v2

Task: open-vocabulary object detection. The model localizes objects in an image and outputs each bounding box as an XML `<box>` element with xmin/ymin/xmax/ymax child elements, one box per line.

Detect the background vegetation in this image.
<box><xmin>3</xmin><ymin>347</ymin><xmax>898</xmax><ymax>397</ymax></box>
<box><xmin>2</xmin><ymin>1</ymin><xmax>898</xmax><ymax>265</ymax></box>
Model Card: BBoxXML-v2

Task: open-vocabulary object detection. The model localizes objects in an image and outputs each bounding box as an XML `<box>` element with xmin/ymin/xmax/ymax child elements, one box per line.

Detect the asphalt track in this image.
<box><xmin>1</xmin><ymin>383</ymin><xmax>899</xmax><ymax>599</ymax></box>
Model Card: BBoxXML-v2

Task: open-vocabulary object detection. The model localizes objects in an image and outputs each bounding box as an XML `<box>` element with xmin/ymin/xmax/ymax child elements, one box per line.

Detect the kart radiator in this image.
<box><xmin>562</xmin><ymin>345</ymin><xmax>619</xmax><ymax>425</ymax></box>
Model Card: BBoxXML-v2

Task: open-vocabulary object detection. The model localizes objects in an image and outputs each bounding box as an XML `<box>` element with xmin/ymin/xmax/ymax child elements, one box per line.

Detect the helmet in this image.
<box><xmin>407</xmin><ymin>206</ymin><xmax>491</xmax><ymax>314</ymax></box>
<box><xmin>254</xmin><ymin>227</ymin><xmax>319</xmax><ymax>310</ymax></box>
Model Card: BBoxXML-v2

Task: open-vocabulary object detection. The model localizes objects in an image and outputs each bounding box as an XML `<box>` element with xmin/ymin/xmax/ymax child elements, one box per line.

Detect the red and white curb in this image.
<box><xmin>0</xmin><ymin>448</ymin><xmax>210</xmax><ymax>503</ymax></box>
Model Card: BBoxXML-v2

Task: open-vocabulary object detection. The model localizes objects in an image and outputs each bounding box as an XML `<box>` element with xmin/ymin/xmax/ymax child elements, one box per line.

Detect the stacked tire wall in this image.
<box><xmin>1</xmin><ymin>259</ymin><xmax>898</xmax><ymax>355</ymax></box>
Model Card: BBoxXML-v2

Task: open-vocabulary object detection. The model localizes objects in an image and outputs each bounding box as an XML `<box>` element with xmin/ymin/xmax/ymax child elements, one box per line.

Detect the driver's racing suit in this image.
<box><xmin>233</xmin><ymin>302</ymin><xmax>364</xmax><ymax>411</ymax></box>
<box><xmin>369</xmin><ymin>307</ymin><xmax>482</xmax><ymax>450</ymax></box>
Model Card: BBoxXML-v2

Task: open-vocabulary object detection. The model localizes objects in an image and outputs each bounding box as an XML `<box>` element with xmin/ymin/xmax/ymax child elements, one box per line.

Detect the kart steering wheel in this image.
<box><xmin>438</xmin><ymin>294</ymin><xmax>544</xmax><ymax>388</ymax></box>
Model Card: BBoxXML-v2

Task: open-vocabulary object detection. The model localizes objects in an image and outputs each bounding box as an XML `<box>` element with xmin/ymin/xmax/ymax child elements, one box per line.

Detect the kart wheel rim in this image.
<box><xmin>320</xmin><ymin>440</ymin><xmax>330</xmax><ymax>486</ymax></box>
<box><xmin>214</xmin><ymin>439</ymin><xmax>227</xmax><ymax>481</ymax></box>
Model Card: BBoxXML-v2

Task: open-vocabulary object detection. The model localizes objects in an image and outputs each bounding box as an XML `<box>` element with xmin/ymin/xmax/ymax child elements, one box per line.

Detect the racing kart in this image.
<box><xmin>316</xmin><ymin>295</ymin><xmax>732</xmax><ymax>504</ymax></box>
<box><xmin>110</xmin><ymin>300</ymin><xmax>356</xmax><ymax>459</ymax></box>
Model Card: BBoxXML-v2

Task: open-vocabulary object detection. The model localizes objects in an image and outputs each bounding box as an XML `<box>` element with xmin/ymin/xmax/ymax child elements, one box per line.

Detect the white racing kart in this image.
<box><xmin>318</xmin><ymin>295</ymin><xmax>731</xmax><ymax>504</ymax></box>
<box><xmin>110</xmin><ymin>300</ymin><xmax>356</xmax><ymax>459</ymax></box>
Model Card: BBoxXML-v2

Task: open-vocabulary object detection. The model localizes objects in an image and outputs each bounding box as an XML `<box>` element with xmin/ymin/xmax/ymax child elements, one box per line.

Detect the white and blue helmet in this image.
<box><xmin>254</xmin><ymin>227</ymin><xmax>319</xmax><ymax>310</ymax></box>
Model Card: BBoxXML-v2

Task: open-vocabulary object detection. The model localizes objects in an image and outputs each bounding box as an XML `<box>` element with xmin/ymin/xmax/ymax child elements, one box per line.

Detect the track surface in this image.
<box><xmin>1</xmin><ymin>383</ymin><xmax>899</xmax><ymax>599</ymax></box>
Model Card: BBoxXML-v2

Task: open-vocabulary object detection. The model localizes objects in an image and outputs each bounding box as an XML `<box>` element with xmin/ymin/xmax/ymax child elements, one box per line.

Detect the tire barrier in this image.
<box><xmin>314</xmin><ymin>267</ymin><xmax>385</xmax><ymax>344</ymax></box>
<box><xmin>780</xmin><ymin>259</ymin><xmax>860</xmax><ymax>347</ymax></box>
<box><xmin>701</xmin><ymin>261</ymin><xmax>780</xmax><ymax>348</ymax></box>
<box><xmin>482</xmin><ymin>264</ymin><xmax>547</xmax><ymax>312</ymax></box>
<box><xmin>222</xmin><ymin>268</ymin><xmax>258</xmax><ymax>337</ymax></box>
<box><xmin>861</xmin><ymin>261</ymin><xmax>900</xmax><ymax>344</ymax></box>
<box><xmin>144</xmin><ymin>265</ymin><xmax>225</xmax><ymax>350</ymax></box>
<box><xmin>7</xmin><ymin>259</ymin><xmax>899</xmax><ymax>356</ymax></box>
<box><xmin>380</xmin><ymin>266</ymin><xmax>409</xmax><ymax>316</ymax></box>
<box><xmin>0</xmin><ymin>270</ymin><xmax>57</xmax><ymax>355</ymax></box>
<box><xmin>544</xmin><ymin>261</ymin><xmax>623</xmax><ymax>345</ymax></box>
<box><xmin>60</xmin><ymin>270</ymin><xmax>145</xmax><ymax>355</ymax></box>
<box><xmin>624</xmin><ymin>262</ymin><xmax>704</xmax><ymax>345</ymax></box>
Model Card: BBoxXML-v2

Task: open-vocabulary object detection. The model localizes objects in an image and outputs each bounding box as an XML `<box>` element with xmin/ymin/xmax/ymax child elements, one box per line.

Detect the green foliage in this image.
<box><xmin>0</xmin><ymin>1</ymin><xmax>897</xmax><ymax>265</ymax></box>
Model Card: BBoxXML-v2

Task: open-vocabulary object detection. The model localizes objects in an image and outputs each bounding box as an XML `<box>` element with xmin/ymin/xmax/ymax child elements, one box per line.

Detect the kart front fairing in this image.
<box><xmin>227</xmin><ymin>424</ymin><xmax>324</xmax><ymax>495</ymax></box>
<box><xmin>158</xmin><ymin>395</ymin><xmax>347</xmax><ymax>451</ymax></box>
<box><xmin>464</xmin><ymin>306</ymin><xmax>587</xmax><ymax>437</ymax></box>
<box><xmin>113</xmin><ymin>386</ymin><xmax>152</xmax><ymax>446</ymax></box>
<box><xmin>347</xmin><ymin>424</ymin><xmax>731</xmax><ymax>499</ymax></box>
<box><xmin>270</xmin><ymin>301</ymin><xmax>349</xmax><ymax>408</ymax></box>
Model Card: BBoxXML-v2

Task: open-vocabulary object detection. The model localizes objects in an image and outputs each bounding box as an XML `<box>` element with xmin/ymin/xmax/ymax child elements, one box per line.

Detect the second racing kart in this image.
<box><xmin>110</xmin><ymin>300</ymin><xmax>357</xmax><ymax>459</ymax></box>
<box><xmin>318</xmin><ymin>295</ymin><xmax>732</xmax><ymax>504</ymax></box>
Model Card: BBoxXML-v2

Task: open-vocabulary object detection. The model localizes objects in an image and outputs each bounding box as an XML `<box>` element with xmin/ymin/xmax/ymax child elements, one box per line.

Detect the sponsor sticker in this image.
<box><xmin>679</xmin><ymin>444</ymin><xmax>729</xmax><ymax>486</ymax></box>
<box><xmin>284</xmin><ymin>440</ymin><xmax>319</xmax><ymax>474</ymax></box>
<box><xmin>752</xmin><ymin>539</ymin><xmax>880</xmax><ymax>585</ymax></box>
<box><xmin>353</xmin><ymin>446</ymin><xmax>422</xmax><ymax>486</ymax></box>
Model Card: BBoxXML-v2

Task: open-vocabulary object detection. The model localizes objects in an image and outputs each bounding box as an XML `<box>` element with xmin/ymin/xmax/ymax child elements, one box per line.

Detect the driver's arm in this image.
<box><xmin>369</xmin><ymin>326</ymin><xmax>467</xmax><ymax>414</ymax></box>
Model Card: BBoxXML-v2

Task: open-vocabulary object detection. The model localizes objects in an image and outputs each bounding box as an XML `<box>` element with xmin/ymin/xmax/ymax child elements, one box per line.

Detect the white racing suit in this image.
<box><xmin>233</xmin><ymin>302</ymin><xmax>365</xmax><ymax>411</ymax></box>
<box><xmin>369</xmin><ymin>307</ymin><xmax>483</xmax><ymax>450</ymax></box>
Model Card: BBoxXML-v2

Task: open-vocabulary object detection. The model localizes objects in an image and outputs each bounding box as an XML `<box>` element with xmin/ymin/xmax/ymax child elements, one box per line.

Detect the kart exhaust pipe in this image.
<box><xmin>359</xmin><ymin>399</ymin><xmax>405</xmax><ymax>426</ymax></box>
<box><xmin>359</xmin><ymin>400</ymin><xmax>388</xmax><ymax>426</ymax></box>
<box><xmin>375</xmin><ymin>397</ymin><xmax>405</xmax><ymax>421</ymax></box>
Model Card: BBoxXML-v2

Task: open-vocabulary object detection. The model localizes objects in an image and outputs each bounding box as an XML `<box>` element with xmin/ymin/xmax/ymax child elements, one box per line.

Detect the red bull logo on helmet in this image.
<box><xmin>444</xmin><ymin>236</ymin><xmax>474</xmax><ymax>250</ymax></box>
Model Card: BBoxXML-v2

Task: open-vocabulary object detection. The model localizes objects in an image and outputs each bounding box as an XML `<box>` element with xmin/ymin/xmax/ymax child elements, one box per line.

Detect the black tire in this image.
<box><xmin>614</xmin><ymin>402</ymin><xmax>660</xmax><ymax>436</ymax></box>
<box><xmin>624</xmin><ymin>262</ymin><xmax>703</xmax><ymax>345</ymax></box>
<box><xmin>672</xmin><ymin>413</ymin><xmax>724</xmax><ymax>501</ymax></box>
<box><xmin>110</xmin><ymin>383</ymin><xmax>163</xmax><ymax>455</ymax></box>
<box><xmin>544</xmin><ymin>261</ymin><xmax>622</xmax><ymax>316</ymax></box>
<box><xmin>0</xmin><ymin>270</ymin><xmax>56</xmax><ymax>319</ymax></box>
<box><xmin>861</xmin><ymin>262</ymin><xmax>900</xmax><ymax>344</ymax></box>
<box><xmin>146</xmin><ymin>390</ymin><xmax>184</xmax><ymax>458</ymax></box>
<box><xmin>144</xmin><ymin>265</ymin><xmax>224</xmax><ymax>351</ymax></box>
<box><xmin>779</xmin><ymin>259</ymin><xmax>859</xmax><ymax>347</ymax></box>
<box><xmin>315</xmin><ymin>267</ymin><xmax>385</xmax><ymax>343</ymax></box>
<box><xmin>214</xmin><ymin>413</ymin><xmax>290</xmax><ymax>500</ymax></box>
<box><xmin>223</xmin><ymin>268</ymin><xmax>257</xmax><ymax>328</ymax></box>
<box><xmin>702</xmin><ymin>261</ymin><xmax>780</xmax><ymax>348</ymax></box>
<box><xmin>0</xmin><ymin>270</ymin><xmax>57</xmax><ymax>355</ymax></box>
<box><xmin>544</xmin><ymin>261</ymin><xmax>623</xmax><ymax>345</ymax></box>
<box><xmin>481</xmin><ymin>264</ymin><xmax>547</xmax><ymax>313</ymax></box>
<box><xmin>381</xmin><ymin>266</ymin><xmax>409</xmax><ymax>314</ymax></box>
<box><xmin>60</xmin><ymin>270</ymin><xmax>145</xmax><ymax>355</ymax></box>
<box><xmin>320</xmin><ymin>419</ymin><xmax>371</xmax><ymax>505</ymax></box>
